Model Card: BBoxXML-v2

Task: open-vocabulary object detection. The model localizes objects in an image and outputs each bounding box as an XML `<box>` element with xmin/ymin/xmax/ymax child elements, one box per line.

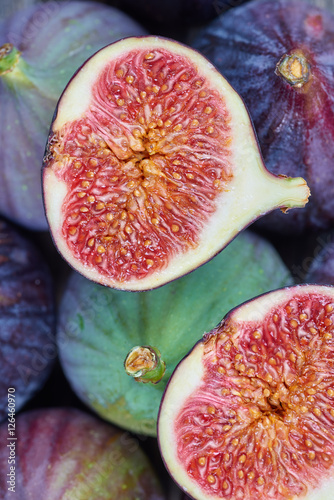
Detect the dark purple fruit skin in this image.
<box><xmin>0</xmin><ymin>407</ymin><xmax>165</xmax><ymax>499</ymax></box>
<box><xmin>193</xmin><ymin>0</ymin><xmax>334</xmax><ymax>233</ymax></box>
<box><xmin>0</xmin><ymin>219</ymin><xmax>56</xmax><ymax>422</ymax></box>
<box><xmin>306</xmin><ymin>233</ymin><xmax>334</xmax><ymax>284</ymax></box>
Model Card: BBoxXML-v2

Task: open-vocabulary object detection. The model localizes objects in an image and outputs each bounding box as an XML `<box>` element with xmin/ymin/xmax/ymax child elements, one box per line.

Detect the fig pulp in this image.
<box><xmin>0</xmin><ymin>219</ymin><xmax>55</xmax><ymax>422</ymax></box>
<box><xmin>57</xmin><ymin>230</ymin><xmax>292</xmax><ymax>436</ymax></box>
<box><xmin>193</xmin><ymin>0</ymin><xmax>334</xmax><ymax>233</ymax></box>
<box><xmin>0</xmin><ymin>407</ymin><xmax>165</xmax><ymax>499</ymax></box>
<box><xmin>43</xmin><ymin>35</ymin><xmax>309</xmax><ymax>291</ymax></box>
<box><xmin>158</xmin><ymin>285</ymin><xmax>334</xmax><ymax>500</ymax></box>
<box><xmin>0</xmin><ymin>1</ymin><xmax>146</xmax><ymax>230</ymax></box>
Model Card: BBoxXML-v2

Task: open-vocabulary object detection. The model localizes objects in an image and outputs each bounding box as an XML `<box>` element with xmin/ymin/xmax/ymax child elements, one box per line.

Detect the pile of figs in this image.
<box><xmin>1</xmin><ymin>0</ymin><xmax>334</xmax><ymax>499</ymax></box>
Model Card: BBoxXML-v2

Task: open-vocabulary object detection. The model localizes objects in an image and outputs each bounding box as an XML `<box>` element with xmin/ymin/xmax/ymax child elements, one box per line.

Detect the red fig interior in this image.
<box><xmin>43</xmin><ymin>36</ymin><xmax>309</xmax><ymax>291</ymax></box>
<box><xmin>158</xmin><ymin>285</ymin><xmax>334</xmax><ymax>500</ymax></box>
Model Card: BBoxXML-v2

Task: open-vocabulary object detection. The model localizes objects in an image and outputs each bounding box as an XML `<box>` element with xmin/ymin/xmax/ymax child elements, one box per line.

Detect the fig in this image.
<box><xmin>193</xmin><ymin>0</ymin><xmax>334</xmax><ymax>233</ymax></box>
<box><xmin>0</xmin><ymin>219</ymin><xmax>55</xmax><ymax>422</ymax></box>
<box><xmin>158</xmin><ymin>284</ymin><xmax>334</xmax><ymax>500</ymax></box>
<box><xmin>57</xmin><ymin>230</ymin><xmax>292</xmax><ymax>436</ymax></box>
<box><xmin>43</xmin><ymin>35</ymin><xmax>309</xmax><ymax>290</ymax></box>
<box><xmin>0</xmin><ymin>407</ymin><xmax>165</xmax><ymax>499</ymax></box>
<box><xmin>0</xmin><ymin>1</ymin><xmax>146</xmax><ymax>231</ymax></box>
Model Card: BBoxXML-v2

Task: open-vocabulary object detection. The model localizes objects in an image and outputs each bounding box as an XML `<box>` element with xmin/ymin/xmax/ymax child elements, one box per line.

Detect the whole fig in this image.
<box><xmin>0</xmin><ymin>1</ymin><xmax>146</xmax><ymax>230</ymax></box>
<box><xmin>193</xmin><ymin>0</ymin><xmax>334</xmax><ymax>233</ymax></box>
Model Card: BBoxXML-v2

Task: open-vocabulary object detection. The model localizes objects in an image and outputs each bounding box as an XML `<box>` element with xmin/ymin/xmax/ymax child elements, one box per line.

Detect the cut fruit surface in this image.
<box><xmin>158</xmin><ymin>285</ymin><xmax>334</xmax><ymax>500</ymax></box>
<box><xmin>43</xmin><ymin>36</ymin><xmax>310</xmax><ymax>290</ymax></box>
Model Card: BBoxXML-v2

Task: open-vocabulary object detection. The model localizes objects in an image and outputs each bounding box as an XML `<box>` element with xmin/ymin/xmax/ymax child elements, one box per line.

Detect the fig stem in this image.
<box><xmin>275</xmin><ymin>51</ymin><xmax>310</xmax><ymax>88</ymax></box>
<box><xmin>124</xmin><ymin>346</ymin><xmax>166</xmax><ymax>384</ymax></box>
<box><xmin>0</xmin><ymin>43</ymin><xmax>21</xmax><ymax>75</ymax></box>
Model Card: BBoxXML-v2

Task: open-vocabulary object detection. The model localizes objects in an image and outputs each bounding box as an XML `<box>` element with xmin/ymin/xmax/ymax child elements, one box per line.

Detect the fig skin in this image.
<box><xmin>0</xmin><ymin>219</ymin><xmax>56</xmax><ymax>422</ymax></box>
<box><xmin>57</xmin><ymin>230</ymin><xmax>292</xmax><ymax>436</ymax></box>
<box><xmin>193</xmin><ymin>0</ymin><xmax>334</xmax><ymax>233</ymax></box>
<box><xmin>0</xmin><ymin>407</ymin><xmax>165</xmax><ymax>499</ymax></box>
<box><xmin>0</xmin><ymin>1</ymin><xmax>146</xmax><ymax>231</ymax></box>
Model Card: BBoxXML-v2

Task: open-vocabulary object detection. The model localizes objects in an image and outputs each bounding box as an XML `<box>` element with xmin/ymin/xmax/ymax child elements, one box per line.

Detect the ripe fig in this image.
<box><xmin>158</xmin><ymin>284</ymin><xmax>334</xmax><ymax>500</ymax></box>
<box><xmin>0</xmin><ymin>1</ymin><xmax>146</xmax><ymax>231</ymax></box>
<box><xmin>0</xmin><ymin>219</ymin><xmax>55</xmax><ymax>422</ymax></box>
<box><xmin>57</xmin><ymin>230</ymin><xmax>292</xmax><ymax>436</ymax></box>
<box><xmin>43</xmin><ymin>35</ymin><xmax>309</xmax><ymax>291</ymax></box>
<box><xmin>193</xmin><ymin>0</ymin><xmax>334</xmax><ymax>233</ymax></box>
<box><xmin>0</xmin><ymin>407</ymin><xmax>165</xmax><ymax>499</ymax></box>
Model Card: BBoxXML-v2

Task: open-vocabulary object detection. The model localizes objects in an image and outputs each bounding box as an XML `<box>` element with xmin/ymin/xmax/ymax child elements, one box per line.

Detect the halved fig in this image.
<box><xmin>43</xmin><ymin>36</ymin><xmax>310</xmax><ymax>291</ymax></box>
<box><xmin>158</xmin><ymin>284</ymin><xmax>334</xmax><ymax>500</ymax></box>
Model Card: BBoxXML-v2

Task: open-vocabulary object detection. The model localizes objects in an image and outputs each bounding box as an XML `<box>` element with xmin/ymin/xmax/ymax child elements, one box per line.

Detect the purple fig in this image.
<box><xmin>0</xmin><ymin>407</ymin><xmax>165</xmax><ymax>499</ymax></box>
<box><xmin>193</xmin><ymin>0</ymin><xmax>334</xmax><ymax>233</ymax></box>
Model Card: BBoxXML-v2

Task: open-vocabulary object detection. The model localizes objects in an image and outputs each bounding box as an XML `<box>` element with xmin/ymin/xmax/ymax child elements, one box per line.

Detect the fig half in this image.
<box><xmin>43</xmin><ymin>36</ymin><xmax>309</xmax><ymax>291</ymax></box>
<box><xmin>158</xmin><ymin>284</ymin><xmax>334</xmax><ymax>500</ymax></box>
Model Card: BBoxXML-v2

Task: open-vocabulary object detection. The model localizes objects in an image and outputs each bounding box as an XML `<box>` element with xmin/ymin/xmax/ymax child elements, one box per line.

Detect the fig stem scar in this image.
<box><xmin>275</xmin><ymin>51</ymin><xmax>310</xmax><ymax>88</ymax></box>
<box><xmin>0</xmin><ymin>43</ymin><xmax>21</xmax><ymax>75</ymax></box>
<box><xmin>124</xmin><ymin>345</ymin><xmax>166</xmax><ymax>384</ymax></box>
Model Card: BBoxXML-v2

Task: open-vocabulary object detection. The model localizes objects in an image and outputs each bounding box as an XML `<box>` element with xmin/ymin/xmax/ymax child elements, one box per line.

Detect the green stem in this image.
<box><xmin>275</xmin><ymin>51</ymin><xmax>310</xmax><ymax>88</ymax></box>
<box><xmin>124</xmin><ymin>346</ymin><xmax>166</xmax><ymax>384</ymax></box>
<box><xmin>0</xmin><ymin>43</ymin><xmax>21</xmax><ymax>75</ymax></box>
